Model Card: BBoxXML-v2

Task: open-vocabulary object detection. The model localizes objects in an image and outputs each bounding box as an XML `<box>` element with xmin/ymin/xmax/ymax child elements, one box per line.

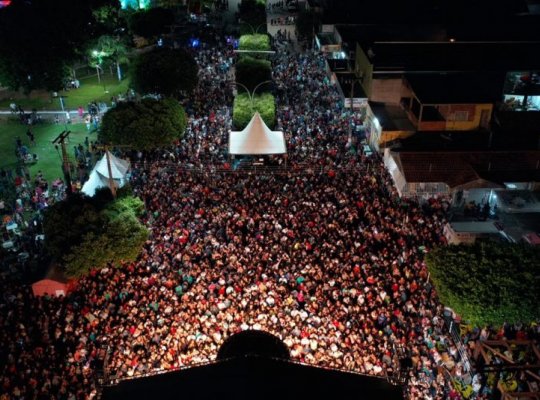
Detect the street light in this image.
<box><xmin>233</xmin><ymin>80</ymin><xmax>272</xmax><ymax>112</ymax></box>
<box><xmin>241</xmin><ymin>22</ymin><xmax>267</xmax><ymax>34</ymax></box>
<box><xmin>91</xmin><ymin>50</ymin><xmax>109</xmax><ymax>93</ymax></box>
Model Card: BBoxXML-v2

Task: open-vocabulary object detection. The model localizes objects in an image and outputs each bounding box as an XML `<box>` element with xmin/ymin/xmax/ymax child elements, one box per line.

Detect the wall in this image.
<box><xmin>437</xmin><ymin>104</ymin><xmax>492</xmax><ymax>131</ymax></box>
<box><xmin>417</xmin><ymin>120</ymin><xmax>446</xmax><ymax>131</ymax></box>
<box><xmin>370</xmin><ymin>78</ymin><xmax>411</xmax><ymax>105</ymax></box>
<box><xmin>379</xmin><ymin>130</ymin><xmax>415</xmax><ymax>147</ymax></box>
<box><xmin>417</xmin><ymin>103</ymin><xmax>493</xmax><ymax>131</ymax></box>
<box><xmin>355</xmin><ymin>43</ymin><xmax>373</xmax><ymax>98</ymax></box>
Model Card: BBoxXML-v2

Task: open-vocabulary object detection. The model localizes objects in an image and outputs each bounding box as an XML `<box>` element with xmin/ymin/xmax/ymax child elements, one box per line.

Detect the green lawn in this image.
<box><xmin>0</xmin><ymin>121</ymin><xmax>91</xmax><ymax>183</ymax></box>
<box><xmin>0</xmin><ymin>74</ymin><xmax>130</xmax><ymax>111</ymax></box>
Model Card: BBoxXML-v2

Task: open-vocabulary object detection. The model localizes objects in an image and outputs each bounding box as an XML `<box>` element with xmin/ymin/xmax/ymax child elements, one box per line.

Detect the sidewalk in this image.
<box><xmin>266</xmin><ymin>7</ymin><xmax>301</xmax><ymax>53</ymax></box>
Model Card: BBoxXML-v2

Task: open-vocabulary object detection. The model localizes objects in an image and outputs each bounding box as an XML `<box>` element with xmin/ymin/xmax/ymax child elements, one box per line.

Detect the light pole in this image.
<box><xmin>242</xmin><ymin>22</ymin><xmax>267</xmax><ymax>34</ymax></box>
<box><xmin>233</xmin><ymin>80</ymin><xmax>272</xmax><ymax>112</ymax></box>
<box><xmin>92</xmin><ymin>50</ymin><xmax>109</xmax><ymax>93</ymax></box>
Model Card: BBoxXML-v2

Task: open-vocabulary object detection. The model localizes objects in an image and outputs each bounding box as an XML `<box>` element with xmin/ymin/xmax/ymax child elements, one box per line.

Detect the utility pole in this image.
<box><xmin>105</xmin><ymin>147</ymin><xmax>116</xmax><ymax>199</ymax></box>
<box><xmin>93</xmin><ymin>144</ymin><xmax>132</xmax><ymax>199</ymax></box>
<box><xmin>52</xmin><ymin>130</ymin><xmax>72</xmax><ymax>195</ymax></box>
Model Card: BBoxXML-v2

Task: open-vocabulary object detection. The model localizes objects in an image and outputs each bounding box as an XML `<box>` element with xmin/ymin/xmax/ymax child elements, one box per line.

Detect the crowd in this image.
<box><xmin>3</xmin><ymin>30</ymin><xmax>536</xmax><ymax>400</ymax></box>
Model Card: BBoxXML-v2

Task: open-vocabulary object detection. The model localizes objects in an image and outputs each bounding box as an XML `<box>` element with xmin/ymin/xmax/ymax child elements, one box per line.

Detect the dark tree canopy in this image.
<box><xmin>44</xmin><ymin>191</ymin><xmax>148</xmax><ymax>278</ymax></box>
<box><xmin>128</xmin><ymin>7</ymin><xmax>175</xmax><ymax>38</ymax></box>
<box><xmin>99</xmin><ymin>98</ymin><xmax>187</xmax><ymax>150</ymax></box>
<box><xmin>238</xmin><ymin>0</ymin><xmax>267</xmax><ymax>33</ymax></box>
<box><xmin>43</xmin><ymin>193</ymin><xmax>105</xmax><ymax>262</ymax></box>
<box><xmin>131</xmin><ymin>48</ymin><xmax>198</xmax><ymax>97</ymax></box>
<box><xmin>235</xmin><ymin>56</ymin><xmax>272</xmax><ymax>93</ymax></box>
<box><xmin>426</xmin><ymin>241</ymin><xmax>540</xmax><ymax>327</ymax></box>
<box><xmin>0</xmin><ymin>0</ymin><xmax>118</xmax><ymax>92</ymax></box>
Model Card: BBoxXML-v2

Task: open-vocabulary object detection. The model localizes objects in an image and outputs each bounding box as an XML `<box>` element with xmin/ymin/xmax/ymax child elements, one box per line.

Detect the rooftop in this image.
<box><xmin>392</xmin><ymin>150</ymin><xmax>540</xmax><ymax>187</ymax></box>
<box><xmin>405</xmin><ymin>73</ymin><xmax>505</xmax><ymax>104</ymax></box>
<box><xmin>367</xmin><ymin>42</ymin><xmax>540</xmax><ymax>73</ymax></box>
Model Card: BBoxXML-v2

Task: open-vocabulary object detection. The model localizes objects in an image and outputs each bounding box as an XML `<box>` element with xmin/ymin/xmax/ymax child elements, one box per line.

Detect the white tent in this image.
<box><xmin>229</xmin><ymin>112</ymin><xmax>286</xmax><ymax>155</ymax></box>
<box><xmin>81</xmin><ymin>151</ymin><xmax>130</xmax><ymax>197</ymax></box>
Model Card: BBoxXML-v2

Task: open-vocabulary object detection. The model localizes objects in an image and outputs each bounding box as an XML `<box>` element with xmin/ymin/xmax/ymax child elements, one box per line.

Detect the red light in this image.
<box><xmin>0</xmin><ymin>0</ymin><xmax>12</xmax><ymax>7</ymax></box>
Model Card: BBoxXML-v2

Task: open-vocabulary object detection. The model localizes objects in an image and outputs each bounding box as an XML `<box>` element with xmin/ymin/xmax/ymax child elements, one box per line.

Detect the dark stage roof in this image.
<box><xmin>102</xmin><ymin>331</ymin><xmax>404</xmax><ymax>400</ymax></box>
<box><xmin>102</xmin><ymin>356</ymin><xmax>404</xmax><ymax>400</ymax></box>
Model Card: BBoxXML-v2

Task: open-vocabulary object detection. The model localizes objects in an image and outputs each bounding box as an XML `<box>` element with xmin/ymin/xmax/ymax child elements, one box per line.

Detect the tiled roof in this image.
<box><xmin>394</xmin><ymin>151</ymin><xmax>540</xmax><ymax>187</ymax></box>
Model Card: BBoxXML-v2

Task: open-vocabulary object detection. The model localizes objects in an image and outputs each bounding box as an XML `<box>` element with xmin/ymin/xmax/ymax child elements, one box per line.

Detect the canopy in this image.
<box><xmin>229</xmin><ymin>112</ymin><xmax>286</xmax><ymax>155</ymax></box>
<box><xmin>82</xmin><ymin>152</ymin><xmax>130</xmax><ymax>197</ymax></box>
<box><xmin>32</xmin><ymin>279</ymin><xmax>67</xmax><ymax>297</ymax></box>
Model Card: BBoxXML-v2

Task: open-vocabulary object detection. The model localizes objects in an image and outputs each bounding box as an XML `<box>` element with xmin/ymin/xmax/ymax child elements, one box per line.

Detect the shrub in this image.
<box><xmin>426</xmin><ymin>241</ymin><xmax>540</xmax><ymax>327</ymax></box>
<box><xmin>235</xmin><ymin>56</ymin><xmax>272</xmax><ymax>92</ymax></box>
<box><xmin>233</xmin><ymin>92</ymin><xmax>276</xmax><ymax>130</ymax></box>
<box><xmin>238</xmin><ymin>34</ymin><xmax>271</xmax><ymax>51</ymax></box>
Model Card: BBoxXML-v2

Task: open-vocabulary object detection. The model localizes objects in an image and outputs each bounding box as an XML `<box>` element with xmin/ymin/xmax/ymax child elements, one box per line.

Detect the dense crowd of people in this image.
<box><xmin>3</xmin><ymin>28</ymin><xmax>537</xmax><ymax>400</ymax></box>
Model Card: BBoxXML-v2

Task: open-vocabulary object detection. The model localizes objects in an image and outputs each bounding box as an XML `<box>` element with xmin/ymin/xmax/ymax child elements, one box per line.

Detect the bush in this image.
<box><xmin>233</xmin><ymin>92</ymin><xmax>276</xmax><ymax>130</ymax></box>
<box><xmin>238</xmin><ymin>34</ymin><xmax>271</xmax><ymax>51</ymax></box>
<box><xmin>235</xmin><ymin>56</ymin><xmax>272</xmax><ymax>92</ymax></box>
<box><xmin>426</xmin><ymin>241</ymin><xmax>540</xmax><ymax>327</ymax></box>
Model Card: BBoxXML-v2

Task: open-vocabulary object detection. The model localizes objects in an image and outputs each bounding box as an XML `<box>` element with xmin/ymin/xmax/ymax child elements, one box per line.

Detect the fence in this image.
<box><xmin>443</xmin><ymin>313</ymin><xmax>472</xmax><ymax>372</ymax></box>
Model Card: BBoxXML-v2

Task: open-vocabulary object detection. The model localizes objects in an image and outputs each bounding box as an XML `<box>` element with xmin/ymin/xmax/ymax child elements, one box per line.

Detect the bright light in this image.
<box><xmin>92</xmin><ymin>50</ymin><xmax>99</xmax><ymax>56</ymax></box>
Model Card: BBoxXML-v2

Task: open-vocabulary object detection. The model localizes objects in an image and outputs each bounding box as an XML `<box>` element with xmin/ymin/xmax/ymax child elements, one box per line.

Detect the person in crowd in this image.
<box><xmin>2</xmin><ymin>29</ymin><xmax>535</xmax><ymax>400</ymax></box>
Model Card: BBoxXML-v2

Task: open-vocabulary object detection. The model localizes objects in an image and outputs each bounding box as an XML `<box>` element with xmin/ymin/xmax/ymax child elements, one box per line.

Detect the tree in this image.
<box><xmin>235</xmin><ymin>56</ymin><xmax>272</xmax><ymax>92</ymax></box>
<box><xmin>131</xmin><ymin>47</ymin><xmax>198</xmax><ymax>97</ymax></box>
<box><xmin>238</xmin><ymin>0</ymin><xmax>266</xmax><ymax>34</ymax></box>
<box><xmin>426</xmin><ymin>241</ymin><xmax>540</xmax><ymax>327</ymax></box>
<box><xmin>89</xmin><ymin>35</ymin><xmax>131</xmax><ymax>81</ymax></box>
<box><xmin>0</xmin><ymin>0</ymin><xmax>119</xmax><ymax>92</ymax></box>
<box><xmin>128</xmin><ymin>7</ymin><xmax>174</xmax><ymax>38</ymax></box>
<box><xmin>64</xmin><ymin>196</ymin><xmax>147</xmax><ymax>277</ymax></box>
<box><xmin>99</xmin><ymin>98</ymin><xmax>187</xmax><ymax>150</ymax></box>
<box><xmin>43</xmin><ymin>193</ymin><xmax>105</xmax><ymax>262</ymax></box>
<box><xmin>233</xmin><ymin>92</ymin><xmax>276</xmax><ymax>130</ymax></box>
<box><xmin>44</xmin><ymin>192</ymin><xmax>148</xmax><ymax>278</ymax></box>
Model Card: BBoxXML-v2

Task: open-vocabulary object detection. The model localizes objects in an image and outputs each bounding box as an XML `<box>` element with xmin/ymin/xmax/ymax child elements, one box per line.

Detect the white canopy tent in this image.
<box><xmin>81</xmin><ymin>151</ymin><xmax>130</xmax><ymax>197</ymax></box>
<box><xmin>229</xmin><ymin>112</ymin><xmax>287</xmax><ymax>155</ymax></box>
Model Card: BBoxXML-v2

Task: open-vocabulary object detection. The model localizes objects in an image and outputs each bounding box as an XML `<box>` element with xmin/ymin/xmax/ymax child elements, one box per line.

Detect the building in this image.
<box><xmin>384</xmin><ymin>149</ymin><xmax>540</xmax><ymax>198</ymax></box>
<box><xmin>443</xmin><ymin>221</ymin><xmax>507</xmax><ymax>244</ymax></box>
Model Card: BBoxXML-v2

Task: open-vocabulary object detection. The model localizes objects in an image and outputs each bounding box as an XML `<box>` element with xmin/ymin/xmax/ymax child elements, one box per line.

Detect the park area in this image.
<box><xmin>0</xmin><ymin>73</ymin><xmax>130</xmax><ymax>182</ymax></box>
<box><xmin>0</xmin><ymin>74</ymin><xmax>129</xmax><ymax>111</ymax></box>
<box><xmin>0</xmin><ymin>120</ymin><xmax>89</xmax><ymax>182</ymax></box>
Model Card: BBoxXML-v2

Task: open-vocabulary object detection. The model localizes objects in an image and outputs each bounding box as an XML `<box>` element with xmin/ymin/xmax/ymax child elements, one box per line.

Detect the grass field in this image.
<box><xmin>0</xmin><ymin>121</ymin><xmax>91</xmax><ymax>182</ymax></box>
<box><xmin>0</xmin><ymin>74</ymin><xmax>130</xmax><ymax>112</ymax></box>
